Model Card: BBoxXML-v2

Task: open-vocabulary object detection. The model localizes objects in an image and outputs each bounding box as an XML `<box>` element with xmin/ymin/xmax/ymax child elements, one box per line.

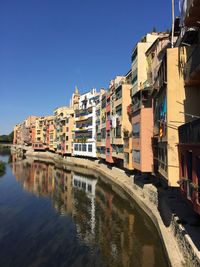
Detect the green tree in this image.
<box><xmin>0</xmin><ymin>161</ymin><xmax>5</xmax><ymax>176</ymax></box>
<box><xmin>0</xmin><ymin>131</ymin><xmax>14</xmax><ymax>143</ymax></box>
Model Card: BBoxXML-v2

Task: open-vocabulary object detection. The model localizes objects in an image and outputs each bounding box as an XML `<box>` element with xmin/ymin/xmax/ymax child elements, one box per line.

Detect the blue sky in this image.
<box><xmin>0</xmin><ymin>0</ymin><xmax>179</xmax><ymax>134</ymax></box>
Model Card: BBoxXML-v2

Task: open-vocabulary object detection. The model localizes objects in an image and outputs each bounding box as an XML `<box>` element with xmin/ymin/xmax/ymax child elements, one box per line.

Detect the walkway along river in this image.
<box><xmin>0</xmin><ymin>150</ymin><xmax>169</xmax><ymax>267</ymax></box>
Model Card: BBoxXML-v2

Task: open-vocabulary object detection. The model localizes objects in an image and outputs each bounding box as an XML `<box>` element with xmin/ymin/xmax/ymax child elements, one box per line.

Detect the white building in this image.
<box><xmin>73</xmin><ymin>88</ymin><xmax>99</xmax><ymax>158</ymax></box>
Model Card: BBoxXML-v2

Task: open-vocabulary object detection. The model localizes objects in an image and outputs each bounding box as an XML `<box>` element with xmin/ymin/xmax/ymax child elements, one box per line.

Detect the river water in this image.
<box><xmin>0</xmin><ymin>151</ymin><xmax>168</xmax><ymax>267</ymax></box>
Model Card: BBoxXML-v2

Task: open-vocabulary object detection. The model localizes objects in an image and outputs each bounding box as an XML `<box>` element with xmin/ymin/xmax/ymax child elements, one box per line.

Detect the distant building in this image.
<box><xmin>96</xmin><ymin>89</ymin><xmax>107</xmax><ymax>160</ymax></box>
<box><xmin>53</xmin><ymin>106</ymin><xmax>75</xmax><ymax>155</ymax></box>
<box><xmin>32</xmin><ymin>116</ymin><xmax>53</xmax><ymax>151</ymax></box>
<box><xmin>13</xmin><ymin>116</ymin><xmax>37</xmax><ymax>146</ymax></box>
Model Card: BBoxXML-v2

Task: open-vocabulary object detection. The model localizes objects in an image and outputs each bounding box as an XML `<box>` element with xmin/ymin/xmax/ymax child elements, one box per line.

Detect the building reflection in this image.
<box><xmin>72</xmin><ymin>173</ymin><xmax>97</xmax><ymax>244</ymax></box>
<box><xmin>11</xmin><ymin>159</ymin><xmax>159</xmax><ymax>267</ymax></box>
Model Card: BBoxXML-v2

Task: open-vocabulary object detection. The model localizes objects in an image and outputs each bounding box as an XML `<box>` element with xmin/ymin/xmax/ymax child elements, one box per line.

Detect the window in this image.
<box><xmin>82</xmin><ymin>182</ymin><xmax>86</xmax><ymax>190</ymax></box>
<box><xmin>88</xmin><ymin>144</ymin><xmax>92</xmax><ymax>152</ymax></box>
<box><xmin>124</xmin><ymin>153</ymin><xmax>129</xmax><ymax>164</ymax></box>
<box><xmin>101</xmin><ymin>128</ymin><xmax>106</xmax><ymax>139</ymax></box>
<box><xmin>133</xmin><ymin>150</ymin><xmax>140</xmax><ymax>163</ymax></box>
<box><xmin>82</xmin><ymin>144</ymin><xmax>87</xmax><ymax>151</ymax></box>
<box><xmin>66</xmin><ymin>145</ymin><xmax>68</xmax><ymax>150</ymax></box>
<box><xmin>132</xmin><ymin>75</ymin><xmax>138</xmax><ymax>85</ymax></box>
<box><xmin>66</xmin><ymin>136</ymin><xmax>69</xmax><ymax>141</ymax></box>
<box><xmin>101</xmin><ymin>147</ymin><xmax>106</xmax><ymax>154</ymax></box>
<box><xmin>74</xmin><ymin>144</ymin><xmax>78</xmax><ymax>151</ymax></box>
<box><xmin>181</xmin><ymin>154</ymin><xmax>185</xmax><ymax>177</ymax></box>
<box><xmin>97</xmin><ymin>147</ymin><xmax>101</xmax><ymax>153</ymax></box>
<box><xmin>106</xmin><ymin>148</ymin><xmax>110</xmax><ymax>155</ymax></box>
<box><xmin>116</xmin><ymin>126</ymin><xmax>121</xmax><ymax>138</ymax></box>
<box><xmin>66</xmin><ymin>127</ymin><xmax>69</xmax><ymax>132</ymax></box>
<box><xmin>116</xmin><ymin>104</ymin><xmax>122</xmax><ymax>116</ymax></box>
<box><xmin>97</xmin><ymin>133</ymin><xmax>101</xmax><ymax>141</ymax></box>
<box><xmin>107</xmin><ymin>130</ymin><xmax>110</xmax><ymax>138</ymax></box>
<box><xmin>116</xmin><ymin>145</ymin><xmax>123</xmax><ymax>153</ymax></box>
<box><xmin>187</xmin><ymin>151</ymin><xmax>192</xmax><ymax>181</ymax></box>
<box><xmin>79</xmin><ymin>144</ymin><xmax>82</xmax><ymax>151</ymax></box>
<box><xmin>158</xmin><ymin>146</ymin><xmax>167</xmax><ymax>172</ymax></box>
<box><xmin>133</xmin><ymin>123</ymin><xmax>140</xmax><ymax>138</ymax></box>
<box><xmin>115</xmin><ymin>86</ymin><xmax>122</xmax><ymax>100</ymax></box>
<box><xmin>88</xmin><ymin>184</ymin><xmax>92</xmax><ymax>193</ymax></box>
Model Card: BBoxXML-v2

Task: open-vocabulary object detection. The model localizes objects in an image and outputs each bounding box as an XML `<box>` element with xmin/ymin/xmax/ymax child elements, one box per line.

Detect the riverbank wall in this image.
<box><xmin>12</xmin><ymin>146</ymin><xmax>200</xmax><ymax>267</ymax></box>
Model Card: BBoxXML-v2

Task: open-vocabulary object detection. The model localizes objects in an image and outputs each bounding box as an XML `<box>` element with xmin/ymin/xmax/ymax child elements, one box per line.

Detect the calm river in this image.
<box><xmin>0</xmin><ymin>150</ymin><xmax>168</xmax><ymax>267</ymax></box>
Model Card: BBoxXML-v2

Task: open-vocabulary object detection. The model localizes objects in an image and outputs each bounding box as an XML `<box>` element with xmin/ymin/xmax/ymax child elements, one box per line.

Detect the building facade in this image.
<box><xmin>178</xmin><ymin>119</ymin><xmax>200</xmax><ymax>215</ymax></box>
<box><xmin>109</xmin><ymin>74</ymin><xmax>132</xmax><ymax>169</ymax></box>
<box><xmin>130</xmin><ymin>33</ymin><xmax>159</xmax><ymax>173</ymax></box>
<box><xmin>73</xmin><ymin>88</ymin><xmax>98</xmax><ymax>158</ymax></box>
<box><xmin>54</xmin><ymin>106</ymin><xmax>75</xmax><ymax>155</ymax></box>
<box><xmin>177</xmin><ymin>0</ymin><xmax>200</xmax><ymax>213</ymax></box>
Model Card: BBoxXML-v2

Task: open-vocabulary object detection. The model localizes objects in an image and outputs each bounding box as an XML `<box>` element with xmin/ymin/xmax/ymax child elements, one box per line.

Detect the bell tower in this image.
<box><xmin>71</xmin><ymin>86</ymin><xmax>80</xmax><ymax>110</ymax></box>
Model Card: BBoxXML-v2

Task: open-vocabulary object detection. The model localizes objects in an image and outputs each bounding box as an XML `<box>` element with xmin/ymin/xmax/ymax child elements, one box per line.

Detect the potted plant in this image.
<box><xmin>190</xmin><ymin>182</ymin><xmax>199</xmax><ymax>190</ymax></box>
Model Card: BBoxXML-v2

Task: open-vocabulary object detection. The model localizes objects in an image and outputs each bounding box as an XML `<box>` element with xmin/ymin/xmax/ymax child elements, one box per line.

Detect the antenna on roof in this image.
<box><xmin>171</xmin><ymin>0</ymin><xmax>175</xmax><ymax>48</ymax></box>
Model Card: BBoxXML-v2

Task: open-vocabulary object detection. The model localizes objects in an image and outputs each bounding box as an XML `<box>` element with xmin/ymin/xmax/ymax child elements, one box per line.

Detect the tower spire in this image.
<box><xmin>75</xmin><ymin>86</ymin><xmax>79</xmax><ymax>94</ymax></box>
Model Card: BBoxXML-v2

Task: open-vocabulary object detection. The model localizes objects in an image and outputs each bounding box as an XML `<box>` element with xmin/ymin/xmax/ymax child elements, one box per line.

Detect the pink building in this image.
<box><xmin>105</xmin><ymin>91</ymin><xmax>114</xmax><ymax>163</ymax></box>
<box><xmin>131</xmin><ymin>90</ymin><xmax>153</xmax><ymax>172</ymax></box>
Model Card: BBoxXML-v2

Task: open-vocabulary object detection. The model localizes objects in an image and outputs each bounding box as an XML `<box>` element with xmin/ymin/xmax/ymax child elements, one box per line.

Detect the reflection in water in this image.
<box><xmin>5</xmin><ymin>157</ymin><xmax>168</xmax><ymax>267</ymax></box>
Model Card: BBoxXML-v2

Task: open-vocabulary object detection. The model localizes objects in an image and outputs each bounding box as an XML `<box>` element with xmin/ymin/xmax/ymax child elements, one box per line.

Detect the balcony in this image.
<box><xmin>112</xmin><ymin>151</ymin><xmax>124</xmax><ymax>160</ymax></box>
<box><xmin>131</xmin><ymin>82</ymin><xmax>138</xmax><ymax>97</ymax></box>
<box><xmin>101</xmin><ymin>122</ymin><xmax>106</xmax><ymax>129</ymax></box>
<box><xmin>106</xmin><ymin>120</ymin><xmax>111</xmax><ymax>130</ymax></box>
<box><xmin>132</xmin><ymin>101</ymin><xmax>141</xmax><ymax>113</ymax></box>
<box><xmin>127</xmin><ymin>104</ymin><xmax>133</xmax><ymax>117</ymax></box>
<box><xmin>185</xmin><ymin>43</ymin><xmax>200</xmax><ymax>85</ymax></box>
<box><xmin>178</xmin><ymin>118</ymin><xmax>200</xmax><ymax>144</ymax></box>
<box><xmin>111</xmin><ymin>137</ymin><xmax>123</xmax><ymax>145</ymax></box>
<box><xmin>100</xmin><ymin>153</ymin><xmax>106</xmax><ymax>159</ymax></box>
<box><xmin>101</xmin><ymin>139</ymin><xmax>106</xmax><ymax>146</ymax></box>
<box><xmin>114</xmin><ymin>97</ymin><xmax>122</xmax><ymax>108</ymax></box>
<box><xmin>75</xmin><ymin>124</ymin><xmax>93</xmax><ymax>131</ymax></box>
<box><xmin>183</xmin><ymin>0</ymin><xmax>200</xmax><ymax>27</ymax></box>
<box><xmin>106</xmin><ymin>104</ymin><xmax>110</xmax><ymax>113</ymax></box>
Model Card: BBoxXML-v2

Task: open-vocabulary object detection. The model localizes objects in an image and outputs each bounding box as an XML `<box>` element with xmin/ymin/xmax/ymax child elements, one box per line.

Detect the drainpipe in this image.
<box><xmin>171</xmin><ymin>0</ymin><xmax>175</xmax><ymax>48</ymax></box>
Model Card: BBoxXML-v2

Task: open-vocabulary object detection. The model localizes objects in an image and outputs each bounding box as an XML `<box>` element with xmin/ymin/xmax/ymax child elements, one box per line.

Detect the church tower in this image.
<box><xmin>71</xmin><ymin>86</ymin><xmax>80</xmax><ymax>110</ymax></box>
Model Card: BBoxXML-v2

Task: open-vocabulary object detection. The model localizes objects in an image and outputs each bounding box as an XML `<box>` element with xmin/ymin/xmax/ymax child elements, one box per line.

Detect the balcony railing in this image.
<box><xmin>179</xmin><ymin>118</ymin><xmax>200</xmax><ymax>143</ymax></box>
<box><xmin>132</xmin><ymin>101</ymin><xmax>141</xmax><ymax>112</ymax></box>
<box><xmin>131</xmin><ymin>83</ymin><xmax>138</xmax><ymax>96</ymax></box>
<box><xmin>185</xmin><ymin>43</ymin><xmax>200</xmax><ymax>84</ymax></box>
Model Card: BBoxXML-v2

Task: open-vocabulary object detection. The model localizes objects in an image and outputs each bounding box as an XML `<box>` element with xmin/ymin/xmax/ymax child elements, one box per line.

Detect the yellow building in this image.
<box><xmin>54</xmin><ymin>106</ymin><xmax>75</xmax><ymax>155</ymax></box>
<box><xmin>33</xmin><ymin>116</ymin><xmax>52</xmax><ymax>150</ymax></box>
<box><xmin>108</xmin><ymin>73</ymin><xmax>132</xmax><ymax>169</ymax></box>
<box><xmin>96</xmin><ymin>89</ymin><xmax>107</xmax><ymax>160</ymax></box>
<box><xmin>151</xmin><ymin>46</ymin><xmax>185</xmax><ymax>186</ymax></box>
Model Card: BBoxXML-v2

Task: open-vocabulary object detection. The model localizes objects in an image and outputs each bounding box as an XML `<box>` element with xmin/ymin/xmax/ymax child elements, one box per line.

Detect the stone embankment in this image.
<box><xmin>12</xmin><ymin>146</ymin><xmax>200</xmax><ymax>267</ymax></box>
